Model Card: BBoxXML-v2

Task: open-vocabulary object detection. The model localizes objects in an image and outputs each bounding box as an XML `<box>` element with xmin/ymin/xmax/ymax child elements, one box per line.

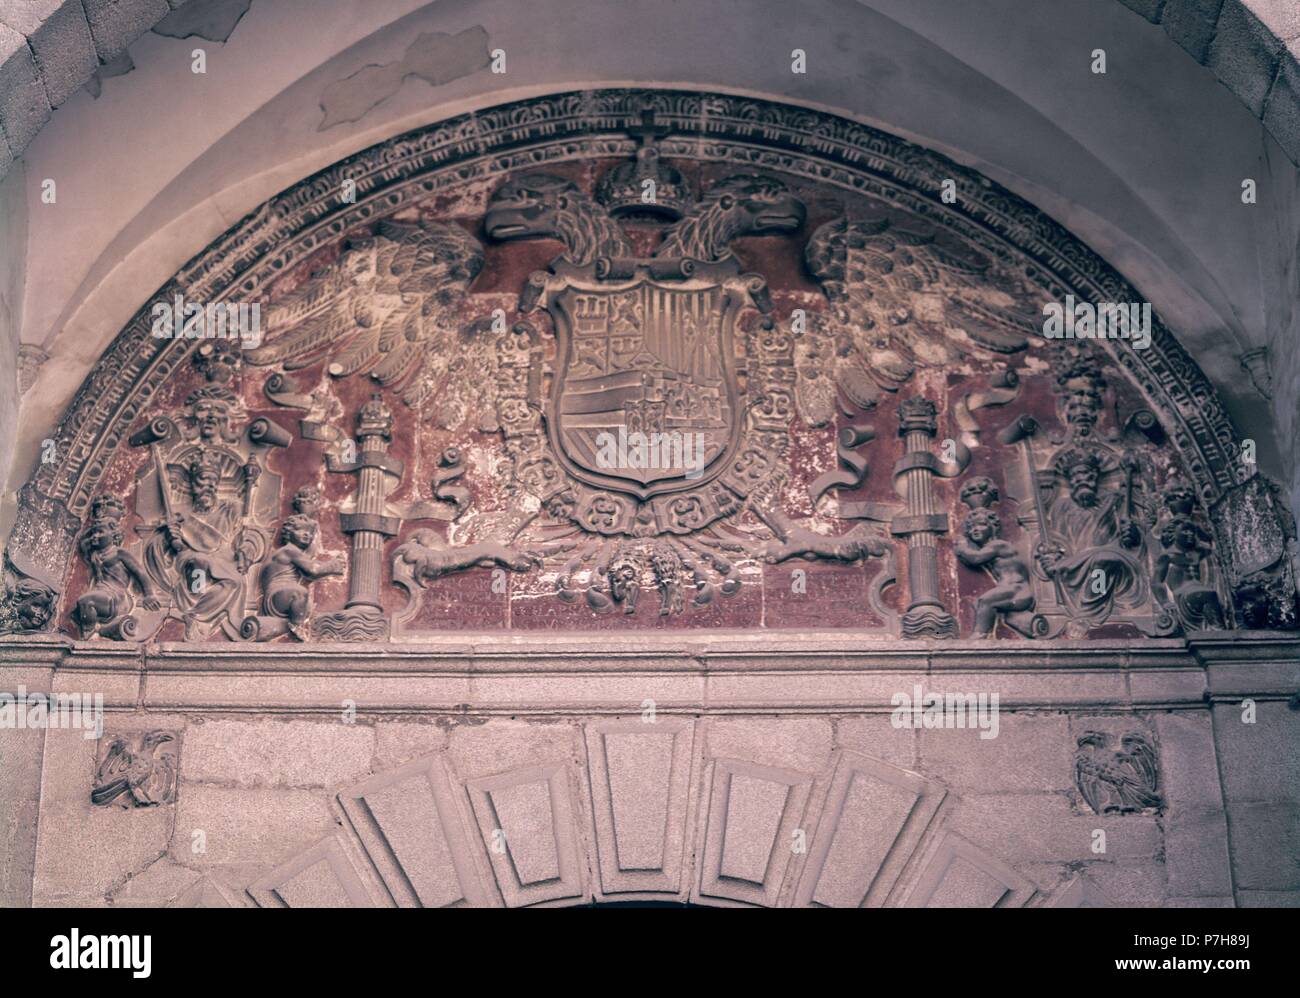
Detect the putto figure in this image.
<box><xmin>242</xmin><ymin>514</ymin><xmax>345</xmax><ymax>641</ymax></box>
<box><xmin>73</xmin><ymin>495</ymin><xmax>160</xmax><ymax>640</ymax></box>
<box><xmin>1154</xmin><ymin>479</ymin><xmax>1226</xmax><ymax>632</ymax></box>
<box><xmin>0</xmin><ymin>576</ymin><xmax>57</xmax><ymax>634</ymax></box>
<box><xmin>954</xmin><ymin>478</ymin><xmax>1035</xmax><ymax>637</ymax></box>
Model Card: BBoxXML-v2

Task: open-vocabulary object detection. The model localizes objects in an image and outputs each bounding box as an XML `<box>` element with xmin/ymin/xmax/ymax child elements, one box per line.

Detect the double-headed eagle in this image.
<box><xmin>246</xmin><ymin>172</ymin><xmax>1036</xmax><ymax>422</ymax></box>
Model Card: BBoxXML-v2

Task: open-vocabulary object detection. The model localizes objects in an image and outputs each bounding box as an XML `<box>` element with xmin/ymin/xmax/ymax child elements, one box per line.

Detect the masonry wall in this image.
<box><xmin>5</xmin><ymin>635</ymin><xmax>1294</xmax><ymax>908</ymax></box>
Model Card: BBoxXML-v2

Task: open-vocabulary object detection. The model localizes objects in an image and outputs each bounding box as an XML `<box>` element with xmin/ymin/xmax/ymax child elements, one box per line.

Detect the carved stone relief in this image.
<box><xmin>91</xmin><ymin>731</ymin><xmax>180</xmax><ymax>808</ymax></box>
<box><xmin>2</xmin><ymin>90</ymin><xmax>1294</xmax><ymax>640</ymax></box>
<box><xmin>1074</xmin><ymin>731</ymin><xmax>1163</xmax><ymax>816</ymax></box>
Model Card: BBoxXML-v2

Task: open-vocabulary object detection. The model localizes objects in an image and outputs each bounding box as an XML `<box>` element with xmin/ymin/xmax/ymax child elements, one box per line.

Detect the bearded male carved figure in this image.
<box><xmin>151</xmin><ymin>447</ymin><xmax>249</xmax><ymax>638</ymax></box>
<box><xmin>1036</xmin><ymin>448</ymin><xmax>1148</xmax><ymax>627</ymax></box>
<box><xmin>134</xmin><ymin>387</ymin><xmax>282</xmax><ymax>640</ymax></box>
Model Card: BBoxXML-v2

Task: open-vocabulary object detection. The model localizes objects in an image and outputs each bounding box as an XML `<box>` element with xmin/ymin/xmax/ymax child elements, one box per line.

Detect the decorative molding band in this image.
<box><xmin>6</xmin><ymin>632</ymin><xmax>1294</xmax><ymax>713</ymax></box>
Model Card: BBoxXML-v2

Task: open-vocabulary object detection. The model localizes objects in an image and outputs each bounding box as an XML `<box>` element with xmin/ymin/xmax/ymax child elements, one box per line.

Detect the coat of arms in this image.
<box><xmin>240</xmin><ymin>109</ymin><xmax>1035</xmax><ymax>627</ymax></box>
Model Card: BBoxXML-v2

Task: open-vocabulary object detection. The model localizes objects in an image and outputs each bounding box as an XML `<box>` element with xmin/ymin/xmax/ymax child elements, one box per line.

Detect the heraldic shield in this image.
<box><xmin>542</xmin><ymin>258</ymin><xmax>753</xmax><ymax>500</ymax></box>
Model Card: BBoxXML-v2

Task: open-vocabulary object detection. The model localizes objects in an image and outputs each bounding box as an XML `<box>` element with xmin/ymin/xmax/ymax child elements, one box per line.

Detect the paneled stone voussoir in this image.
<box><xmin>696</xmin><ymin>756</ymin><xmax>814</xmax><ymax>907</ymax></box>
<box><xmin>338</xmin><ymin>754</ymin><xmax>496</xmax><ymax>908</ymax></box>
<box><xmin>1043</xmin><ymin>873</ymin><xmax>1117</xmax><ymax>907</ymax></box>
<box><xmin>464</xmin><ymin>762</ymin><xmax>586</xmax><ymax>907</ymax></box>
<box><xmin>246</xmin><ymin>834</ymin><xmax>379</xmax><ymax>908</ymax></box>
<box><xmin>1209</xmin><ymin>0</ymin><xmax>1286</xmax><ymax>115</ymax></box>
<box><xmin>82</xmin><ymin>0</ymin><xmax>170</xmax><ymax>61</ymax></box>
<box><xmin>1116</xmin><ymin>0</ymin><xmax>1167</xmax><ymax>22</ymax></box>
<box><xmin>585</xmin><ymin>718</ymin><xmax>695</xmax><ymax>899</ymax></box>
<box><xmin>169</xmin><ymin>874</ymin><xmax>243</xmax><ymax>907</ymax></box>
<box><xmin>1161</xmin><ymin>0</ymin><xmax>1230</xmax><ymax>63</ymax></box>
<box><xmin>793</xmin><ymin>751</ymin><xmax>946</xmax><ymax>908</ymax></box>
<box><xmin>901</xmin><ymin>830</ymin><xmax>1038</xmax><ymax>907</ymax></box>
<box><xmin>1263</xmin><ymin>41</ymin><xmax>1300</xmax><ymax>162</ymax></box>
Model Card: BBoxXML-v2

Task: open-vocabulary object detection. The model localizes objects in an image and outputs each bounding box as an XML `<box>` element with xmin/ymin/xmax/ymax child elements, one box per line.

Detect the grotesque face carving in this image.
<box><xmin>1063</xmin><ymin>386</ymin><xmax>1101</xmax><ymax>435</ymax></box>
<box><xmin>194</xmin><ymin>399</ymin><xmax>229</xmax><ymax>441</ymax></box>
<box><xmin>609</xmin><ymin>555</ymin><xmax>640</xmax><ymax>600</ymax></box>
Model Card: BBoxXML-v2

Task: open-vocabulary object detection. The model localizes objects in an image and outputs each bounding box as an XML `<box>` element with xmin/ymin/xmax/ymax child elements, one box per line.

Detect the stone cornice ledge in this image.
<box><xmin>2</xmin><ymin>631</ymin><xmax>1293</xmax><ymax>713</ymax></box>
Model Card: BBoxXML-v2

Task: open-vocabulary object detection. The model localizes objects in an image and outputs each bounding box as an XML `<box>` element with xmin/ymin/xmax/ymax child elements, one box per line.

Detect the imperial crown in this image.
<box><xmin>595</xmin><ymin>110</ymin><xmax>692</xmax><ymax>220</ymax></box>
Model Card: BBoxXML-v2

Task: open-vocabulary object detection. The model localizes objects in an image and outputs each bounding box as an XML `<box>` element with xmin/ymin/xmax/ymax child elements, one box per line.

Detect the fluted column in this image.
<box><xmin>894</xmin><ymin>398</ymin><xmax>958</xmax><ymax>639</ymax></box>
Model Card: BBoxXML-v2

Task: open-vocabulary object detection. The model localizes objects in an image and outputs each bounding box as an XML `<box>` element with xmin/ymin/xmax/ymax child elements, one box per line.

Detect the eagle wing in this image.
<box><xmin>245</xmin><ymin>218</ymin><xmax>484</xmax><ymax>406</ymax></box>
<box><xmin>1117</xmin><ymin>734</ymin><xmax>1162</xmax><ymax>807</ymax></box>
<box><xmin>799</xmin><ymin>215</ymin><xmax>1036</xmax><ymax>426</ymax></box>
<box><xmin>135</xmin><ymin>737</ymin><xmax>178</xmax><ymax>805</ymax></box>
<box><xmin>91</xmin><ymin>738</ymin><xmax>135</xmax><ymax>805</ymax></box>
<box><xmin>1074</xmin><ymin>753</ymin><xmax>1105</xmax><ymax>815</ymax></box>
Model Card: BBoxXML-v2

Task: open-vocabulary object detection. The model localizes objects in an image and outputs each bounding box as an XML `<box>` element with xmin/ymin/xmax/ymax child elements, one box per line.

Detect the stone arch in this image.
<box><xmin>210</xmin><ymin>725</ymin><xmax>1054</xmax><ymax>908</ymax></box>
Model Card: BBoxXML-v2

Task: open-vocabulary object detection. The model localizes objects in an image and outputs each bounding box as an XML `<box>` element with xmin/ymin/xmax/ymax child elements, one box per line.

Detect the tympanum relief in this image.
<box><xmin>5</xmin><ymin>97</ymin><xmax>1294</xmax><ymax>642</ymax></box>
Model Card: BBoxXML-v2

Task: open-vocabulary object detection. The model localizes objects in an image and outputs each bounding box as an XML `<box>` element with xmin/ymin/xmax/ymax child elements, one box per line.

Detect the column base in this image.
<box><xmin>901</xmin><ymin>605</ymin><xmax>959</xmax><ymax>639</ymax></box>
<box><xmin>313</xmin><ymin>605</ymin><xmax>390</xmax><ymax>642</ymax></box>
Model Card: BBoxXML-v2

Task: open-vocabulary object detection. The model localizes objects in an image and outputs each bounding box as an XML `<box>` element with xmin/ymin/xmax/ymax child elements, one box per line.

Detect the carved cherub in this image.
<box><xmin>1154</xmin><ymin>480</ymin><xmax>1225</xmax><ymax>632</ymax></box>
<box><xmin>74</xmin><ymin>499</ymin><xmax>160</xmax><ymax>639</ymax></box>
<box><xmin>0</xmin><ymin>577</ymin><xmax>57</xmax><ymax>634</ymax></box>
<box><xmin>256</xmin><ymin>515</ymin><xmax>345</xmax><ymax>640</ymax></box>
<box><xmin>955</xmin><ymin>506</ymin><xmax>1034</xmax><ymax>637</ymax></box>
